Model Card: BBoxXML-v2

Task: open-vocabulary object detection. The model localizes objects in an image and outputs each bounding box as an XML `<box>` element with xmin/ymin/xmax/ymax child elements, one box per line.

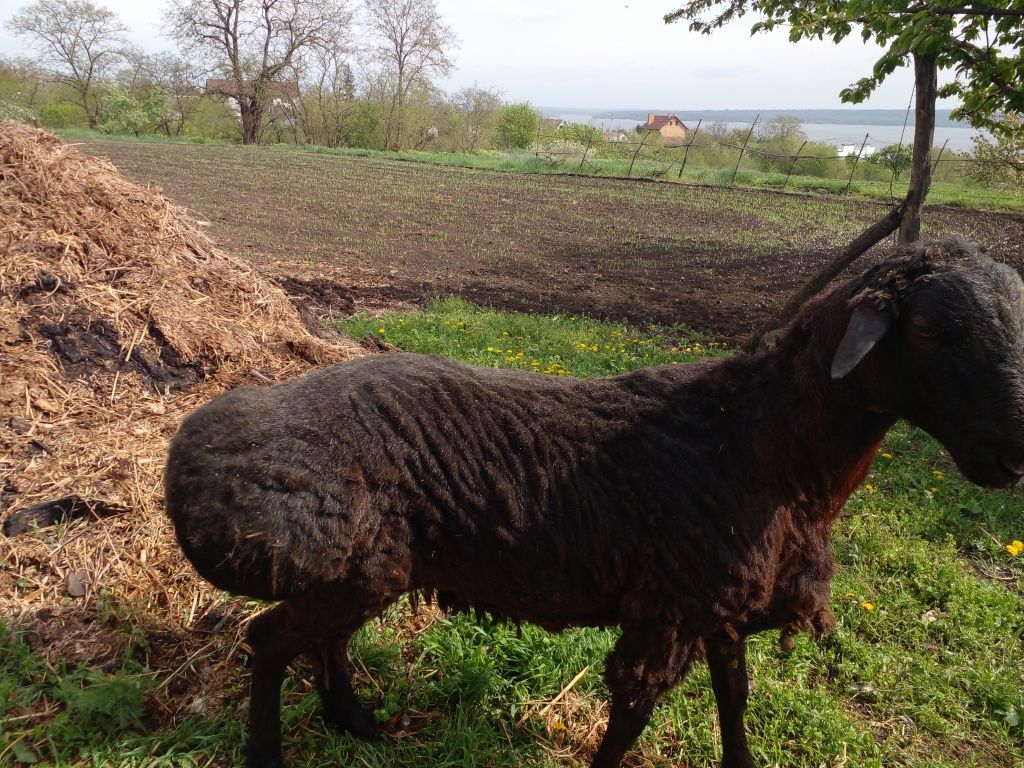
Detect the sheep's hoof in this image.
<box><xmin>324</xmin><ymin>707</ymin><xmax>381</xmax><ymax>741</ymax></box>
<box><xmin>778</xmin><ymin>628</ymin><xmax>797</xmax><ymax>654</ymax></box>
<box><xmin>243</xmin><ymin>744</ymin><xmax>285</xmax><ymax>768</ymax></box>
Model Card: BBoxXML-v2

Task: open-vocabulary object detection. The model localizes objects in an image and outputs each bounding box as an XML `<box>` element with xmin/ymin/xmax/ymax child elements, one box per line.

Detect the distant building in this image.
<box><xmin>836</xmin><ymin>143</ymin><xmax>876</xmax><ymax>158</ymax></box>
<box><xmin>604</xmin><ymin>130</ymin><xmax>630</xmax><ymax>143</ymax></box>
<box><xmin>643</xmin><ymin>113</ymin><xmax>688</xmax><ymax>144</ymax></box>
<box><xmin>540</xmin><ymin>117</ymin><xmax>569</xmax><ymax>132</ymax></box>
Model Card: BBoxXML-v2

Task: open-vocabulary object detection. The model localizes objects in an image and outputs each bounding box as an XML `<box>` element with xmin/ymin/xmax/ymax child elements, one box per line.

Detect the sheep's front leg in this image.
<box><xmin>707</xmin><ymin>635</ymin><xmax>756</xmax><ymax>768</ymax></box>
<box><xmin>591</xmin><ymin>625</ymin><xmax>696</xmax><ymax>768</ymax></box>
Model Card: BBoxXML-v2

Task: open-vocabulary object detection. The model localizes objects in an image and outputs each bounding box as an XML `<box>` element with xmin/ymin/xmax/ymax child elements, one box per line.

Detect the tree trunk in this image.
<box><xmin>83</xmin><ymin>92</ymin><xmax>98</xmax><ymax>129</ymax></box>
<box><xmin>739</xmin><ymin>51</ymin><xmax>941</xmax><ymax>351</ymax></box>
<box><xmin>899</xmin><ymin>52</ymin><xmax>938</xmax><ymax>244</ymax></box>
<box><xmin>240</xmin><ymin>99</ymin><xmax>263</xmax><ymax>145</ymax></box>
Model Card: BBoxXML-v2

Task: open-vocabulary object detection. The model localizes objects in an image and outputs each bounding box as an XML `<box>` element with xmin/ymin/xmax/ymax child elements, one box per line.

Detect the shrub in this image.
<box><xmin>495</xmin><ymin>103</ymin><xmax>539</xmax><ymax>149</ymax></box>
<box><xmin>38</xmin><ymin>102</ymin><xmax>88</xmax><ymax>129</ymax></box>
<box><xmin>341</xmin><ymin>101</ymin><xmax>385</xmax><ymax>150</ymax></box>
<box><xmin>98</xmin><ymin>90</ymin><xmax>169</xmax><ymax>136</ymax></box>
<box><xmin>531</xmin><ymin>137</ymin><xmax>589</xmax><ymax>161</ymax></box>
<box><xmin>867</xmin><ymin>144</ymin><xmax>914</xmax><ymax>180</ymax></box>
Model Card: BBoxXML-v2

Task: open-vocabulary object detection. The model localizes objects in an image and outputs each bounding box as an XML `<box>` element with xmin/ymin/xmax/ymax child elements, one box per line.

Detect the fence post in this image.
<box><xmin>730</xmin><ymin>114</ymin><xmax>759</xmax><ymax>184</ymax></box>
<box><xmin>783</xmin><ymin>140</ymin><xmax>807</xmax><ymax>189</ymax></box>
<box><xmin>678</xmin><ymin>118</ymin><xmax>702</xmax><ymax>179</ymax></box>
<box><xmin>844</xmin><ymin>133</ymin><xmax>871</xmax><ymax>194</ymax></box>
<box><xmin>579</xmin><ymin>132</ymin><xmax>594</xmax><ymax>171</ymax></box>
<box><xmin>627</xmin><ymin>130</ymin><xmax>651</xmax><ymax>178</ymax></box>
<box><xmin>931</xmin><ymin>137</ymin><xmax>950</xmax><ymax>175</ymax></box>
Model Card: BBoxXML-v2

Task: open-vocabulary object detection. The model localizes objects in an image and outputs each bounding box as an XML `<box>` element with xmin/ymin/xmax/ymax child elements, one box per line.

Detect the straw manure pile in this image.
<box><xmin>0</xmin><ymin>121</ymin><xmax>365</xmax><ymax>722</ymax></box>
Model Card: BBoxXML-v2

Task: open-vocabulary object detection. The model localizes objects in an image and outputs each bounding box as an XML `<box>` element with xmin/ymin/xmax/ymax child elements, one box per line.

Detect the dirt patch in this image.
<box><xmin>276</xmin><ymin>275</ymin><xmax>356</xmax><ymax>316</ymax></box>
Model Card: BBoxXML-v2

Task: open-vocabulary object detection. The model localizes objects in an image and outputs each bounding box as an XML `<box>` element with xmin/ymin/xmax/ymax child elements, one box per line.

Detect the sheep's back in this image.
<box><xmin>165</xmin><ymin>353</ymin><xmax>697</xmax><ymax>606</ymax></box>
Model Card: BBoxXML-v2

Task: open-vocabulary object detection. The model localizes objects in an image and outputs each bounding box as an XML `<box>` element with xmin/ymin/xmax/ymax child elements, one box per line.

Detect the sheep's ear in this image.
<box><xmin>831</xmin><ymin>306</ymin><xmax>892</xmax><ymax>380</ymax></box>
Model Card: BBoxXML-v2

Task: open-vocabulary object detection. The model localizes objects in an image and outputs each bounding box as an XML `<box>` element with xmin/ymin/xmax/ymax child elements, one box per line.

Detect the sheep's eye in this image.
<box><xmin>910</xmin><ymin>315</ymin><xmax>938</xmax><ymax>339</ymax></box>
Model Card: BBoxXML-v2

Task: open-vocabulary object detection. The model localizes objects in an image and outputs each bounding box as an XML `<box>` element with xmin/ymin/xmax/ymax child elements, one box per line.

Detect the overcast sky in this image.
<box><xmin>0</xmin><ymin>0</ymin><xmax>956</xmax><ymax>111</ymax></box>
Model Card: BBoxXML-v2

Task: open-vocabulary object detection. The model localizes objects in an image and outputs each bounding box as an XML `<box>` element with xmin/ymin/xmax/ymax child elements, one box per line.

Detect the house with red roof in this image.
<box><xmin>643</xmin><ymin>113</ymin><xmax>688</xmax><ymax>144</ymax></box>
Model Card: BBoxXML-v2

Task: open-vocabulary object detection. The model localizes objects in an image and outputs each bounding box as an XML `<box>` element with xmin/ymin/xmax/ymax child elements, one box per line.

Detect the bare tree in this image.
<box><xmin>287</xmin><ymin>44</ymin><xmax>358</xmax><ymax>146</ymax></box>
<box><xmin>115</xmin><ymin>45</ymin><xmax>157</xmax><ymax>97</ymax></box>
<box><xmin>0</xmin><ymin>57</ymin><xmax>47</xmax><ymax>110</ymax></box>
<box><xmin>363</xmin><ymin>0</ymin><xmax>456</xmax><ymax>150</ymax></box>
<box><xmin>150</xmin><ymin>52</ymin><xmax>207</xmax><ymax>136</ymax></box>
<box><xmin>7</xmin><ymin>0</ymin><xmax>130</xmax><ymax>129</ymax></box>
<box><xmin>451</xmin><ymin>84</ymin><xmax>501</xmax><ymax>151</ymax></box>
<box><xmin>164</xmin><ymin>0</ymin><xmax>353</xmax><ymax>144</ymax></box>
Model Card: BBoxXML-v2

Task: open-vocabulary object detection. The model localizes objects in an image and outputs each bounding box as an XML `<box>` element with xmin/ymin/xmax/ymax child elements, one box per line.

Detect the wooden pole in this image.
<box><xmin>844</xmin><ymin>133</ymin><xmax>871</xmax><ymax>194</ymax></box>
<box><xmin>730</xmin><ymin>114</ymin><xmax>759</xmax><ymax>184</ymax></box>
<box><xmin>628</xmin><ymin>130</ymin><xmax>651</xmax><ymax>178</ymax></box>
<box><xmin>579</xmin><ymin>132</ymin><xmax>594</xmax><ymax>171</ymax></box>
<box><xmin>783</xmin><ymin>140</ymin><xmax>807</xmax><ymax>189</ymax></box>
<box><xmin>931</xmin><ymin>137</ymin><xmax>950</xmax><ymax>175</ymax></box>
<box><xmin>678</xmin><ymin>119</ymin><xmax>702</xmax><ymax>179</ymax></box>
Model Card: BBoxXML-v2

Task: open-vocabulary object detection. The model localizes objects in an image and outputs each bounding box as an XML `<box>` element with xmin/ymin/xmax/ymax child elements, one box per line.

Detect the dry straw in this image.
<box><xmin>0</xmin><ymin>121</ymin><xmax>364</xmax><ymax>725</ymax></box>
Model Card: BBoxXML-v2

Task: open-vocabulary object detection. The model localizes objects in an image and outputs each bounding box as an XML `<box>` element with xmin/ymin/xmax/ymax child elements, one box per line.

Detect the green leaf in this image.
<box><xmin>11</xmin><ymin>741</ymin><xmax>38</xmax><ymax>764</ymax></box>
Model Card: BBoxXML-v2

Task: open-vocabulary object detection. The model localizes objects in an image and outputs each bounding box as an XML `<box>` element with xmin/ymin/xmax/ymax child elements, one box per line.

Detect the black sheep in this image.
<box><xmin>165</xmin><ymin>237</ymin><xmax>1024</xmax><ymax>768</ymax></box>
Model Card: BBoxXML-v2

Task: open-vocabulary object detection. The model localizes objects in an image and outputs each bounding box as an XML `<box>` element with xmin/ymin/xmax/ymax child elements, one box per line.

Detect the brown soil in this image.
<box><xmin>80</xmin><ymin>139</ymin><xmax>1024</xmax><ymax>341</ymax></box>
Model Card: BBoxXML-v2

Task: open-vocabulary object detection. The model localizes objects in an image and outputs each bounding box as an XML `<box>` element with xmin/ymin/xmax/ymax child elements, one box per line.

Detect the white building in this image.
<box><xmin>836</xmin><ymin>143</ymin><xmax>876</xmax><ymax>158</ymax></box>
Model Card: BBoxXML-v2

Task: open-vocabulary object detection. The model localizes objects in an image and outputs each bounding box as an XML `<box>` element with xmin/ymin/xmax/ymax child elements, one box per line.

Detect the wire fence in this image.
<box><xmin>527</xmin><ymin>113</ymin><xmax>1020</xmax><ymax>199</ymax></box>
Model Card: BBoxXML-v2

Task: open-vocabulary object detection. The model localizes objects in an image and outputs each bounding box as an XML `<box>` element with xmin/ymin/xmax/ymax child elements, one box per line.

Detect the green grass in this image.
<box><xmin>342</xmin><ymin>298</ymin><xmax>727</xmax><ymax>376</ymax></box>
<box><xmin>3</xmin><ymin>300</ymin><xmax>1022</xmax><ymax>767</ymax></box>
<box><xmin>55</xmin><ymin>127</ymin><xmax>233</xmax><ymax>147</ymax></box>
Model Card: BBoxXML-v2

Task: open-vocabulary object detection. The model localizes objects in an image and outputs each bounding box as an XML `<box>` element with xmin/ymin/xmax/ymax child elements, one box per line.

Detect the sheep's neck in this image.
<box><xmin>711</xmin><ymin>341</ymin><xmax>895</xmax><ymax>521</ymax></box>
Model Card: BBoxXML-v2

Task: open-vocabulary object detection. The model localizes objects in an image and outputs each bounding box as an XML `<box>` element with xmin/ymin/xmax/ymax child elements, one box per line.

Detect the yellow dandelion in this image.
<box><xmin>880</xmin><ymin>452</ymin><xmax>893</xmax><ymax>459</ymax></box>
<box><xmin>863</xmin><ymin>483</ymin><xmax>876</xmax><ymax>494</ymax></box>
<box><xmin>377</xmin><ymin>327</ymin><xmax>386</xmax><ymax>334</ymax></box>
<box><xmin>1006</xmin><ymin>540</ymin><xmax>1024</xmax><ymax>557</ymax></box>
<box><xmin>932</xmin><ymin>470</ymin><xmax>945</xmax><ymax>479</ymax></box>
<box><xmin>929</xmin><ymin>486</ymin><xmax>939</xmax><ymax>493</ymax></box>
<box><xmin>860</xmin><ymin>602</ymin><xmax>876</xmax><ymax>612</ymax></box>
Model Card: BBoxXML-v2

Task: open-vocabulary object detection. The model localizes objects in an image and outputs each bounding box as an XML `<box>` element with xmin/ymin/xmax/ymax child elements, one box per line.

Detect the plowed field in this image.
<box><xmin>81</xmin><ymin>139</ymin><xmax>1024</xmax><ymax>340</ymax></box>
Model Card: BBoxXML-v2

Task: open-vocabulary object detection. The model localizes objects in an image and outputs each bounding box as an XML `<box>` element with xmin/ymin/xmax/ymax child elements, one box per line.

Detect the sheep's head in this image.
<box><xmin>832</xmin><ymin>237</ymin><xmax>1024</xmax><ymax>489</ymax></box>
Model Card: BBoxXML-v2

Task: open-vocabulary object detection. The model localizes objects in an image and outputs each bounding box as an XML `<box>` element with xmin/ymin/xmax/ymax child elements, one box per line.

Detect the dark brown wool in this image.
<box><xmin>165</xmin><ymin>237</ymin><xmax>1024</xmax><ymax>768</ymax></box>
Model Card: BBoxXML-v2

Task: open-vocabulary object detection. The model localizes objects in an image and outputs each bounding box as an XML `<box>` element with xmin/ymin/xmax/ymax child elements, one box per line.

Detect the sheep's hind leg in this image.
<box><xmin>590</xmin><ymin>625</ymin><xmax>696</xmax><ymax>768</ymax></box>
<box><xmin>244</xmin><ymin>603</ymin><xmax>312</xmax><ymax>768</ymax></box>
<box><xmin>707</xmin><ymin>634</ymin><xmax>756</xmax><ymax>768</ymax></box>
<box><xmin>308</xmin><ymin>634</ymin><xmax>380</xmax><ymax>740</ymax></box>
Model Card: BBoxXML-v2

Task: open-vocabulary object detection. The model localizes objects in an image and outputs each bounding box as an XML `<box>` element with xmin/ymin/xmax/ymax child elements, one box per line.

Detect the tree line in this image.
<box><xmin>1</xmin><ymin>0</ymin><xmax>549</xmax><ymax>151</ymax></box>
<box><xmin>3</xmin><ymin>0</ymin><xmax>1021</xmax><ymax>196</ymax></box>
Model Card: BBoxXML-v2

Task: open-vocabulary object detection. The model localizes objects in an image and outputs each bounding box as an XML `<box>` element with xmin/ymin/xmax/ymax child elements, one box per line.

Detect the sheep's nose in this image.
<box><xmin>998</xmin><ymin>451</ymin><xmax>1024</xmax><ymax>483</ymax></box>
